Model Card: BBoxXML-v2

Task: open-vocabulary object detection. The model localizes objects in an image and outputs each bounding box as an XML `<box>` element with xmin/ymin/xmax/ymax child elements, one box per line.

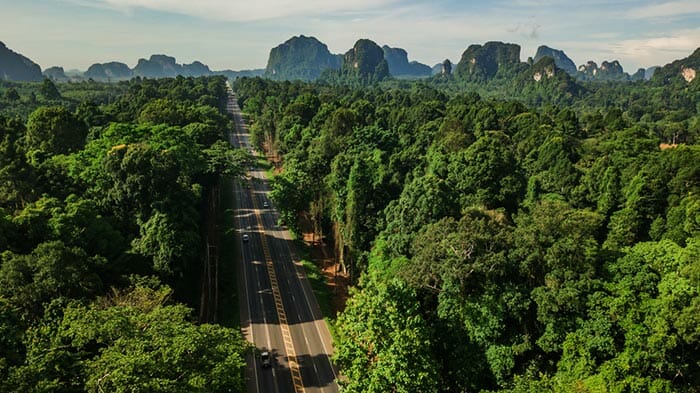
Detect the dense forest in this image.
<box><xmin>0</xmin><ymin>76</ymin><xmax>249</xmax><ymax>392</ymax></box>
<box><xmin>1</xmin><ymin>46</ymin><xmax>698</xmax><ymax>391</ymax></box>
<box><xmin>233</xmin><ymin>69</ymin><xmax>699</xmax><ymax>392</ymax></box>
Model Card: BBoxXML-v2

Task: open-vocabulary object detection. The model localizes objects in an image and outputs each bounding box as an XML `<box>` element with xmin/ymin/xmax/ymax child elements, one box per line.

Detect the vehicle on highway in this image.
<box><xmin>260</xmin><ymin>351</ymin><xmax>272</xmax><ymax>368</ymax></box>
<box><xmin>242</xmin><ymin>233</ymin><xmax>249</xmax><ymax>242</ymax></box>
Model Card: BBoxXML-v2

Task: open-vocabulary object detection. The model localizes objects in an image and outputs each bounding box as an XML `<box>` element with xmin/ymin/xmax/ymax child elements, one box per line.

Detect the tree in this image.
<box><xmin>138</xmin><ymin>98</ymin><xmax>186</xmax><ymax>126</ymax></box>
<box><xmin>0</xmin><ymin>241</ymin><xmax>105</xmax><ymax>322</ymax></box>
<box><xmin>0</xmin><ymin>115</ymin><xmax>31</xmax><ymax>208</ymax></box>
<box><xmin>382</xmin><ymin>172</ymin><xmax>458</xmax><ymax>257</ymax></box>
<box><xmin>447</xmin><ymin>131</ymin><xmax>524</xmax><ymax>212</ymax></box>
<box><xmin>3</xmin><ymin>87</ymin><xmax>20</xmax><ymax>101</ymax></box>
<box><xmin>552</xmin><ymin>239</ymin><xmax>700</xmax><ymax>391</ymax></box>
<box><xmin>407</xmin><ymin>209</ymin><xmax>530</xmax><ymax>387</ymax></box>
<box><xmin>513</xmin><ymin>198</ymin><xmax>603</xmax><ymax>354</ymax></box>
<box><xmin>25</xmin><ymin>106</ymin><xmax>87</xmax><ymax>163</ymax></box>
<box><xmin>334</xmin><ymin>274</ymin><xmax>439</xmax><ymax>392</ymax></box>
<box><xmin>131</xmin><ymin>210</ymin><xmax>199</xmax><ymax>276</ymax></box>
<box><xmin>9</xmin><ymin>285</ymin><xmax>248</xmax><ymax>393</ymax></box>
<box><xmin>40</xmin><ymin>78</ymin><xmax>61</xmax><ymax>100</ymax></box>
<box><xmin>0</xmin><ymin>297</ymin><xmax>24</xmax><ymax>390</ymax></box>
<box><xmin>269</xmin><ymin>160</ymin><xmax>313</xmax><ymax>234</ymax></box>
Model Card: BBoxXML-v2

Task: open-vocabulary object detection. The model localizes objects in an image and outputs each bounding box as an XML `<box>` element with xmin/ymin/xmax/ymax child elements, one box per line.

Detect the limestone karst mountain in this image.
<box><xmin>533</xmin><ymin>45</ymin><xmax>577</xmax><ymax>75</ymax></box>
<box><xmin>265</xmin><ymin>35</ymin><xmax>341</xmax><ymax>81</ymax></box>
<box><xmin>0</xmin><ymin>41</ymin><xmax>43</xmax><ymax>81</ymax></box>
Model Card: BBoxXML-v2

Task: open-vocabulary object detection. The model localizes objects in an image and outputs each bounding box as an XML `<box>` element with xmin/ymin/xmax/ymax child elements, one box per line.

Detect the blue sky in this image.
<box><xmin>1</xmin><ymin>0</ymin><xmax>699</xmax><ymax>72</ymax></box>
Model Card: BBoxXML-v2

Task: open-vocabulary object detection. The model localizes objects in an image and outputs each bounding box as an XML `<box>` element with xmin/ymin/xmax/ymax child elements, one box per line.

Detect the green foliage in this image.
<box><xmin>234</xmin><ymin>68</ymin><xmax>699</xmax><ymax>391</ymax></box>
<box><xmin>334</xmin><ymin>273</ymin><xmax>439</xmax><ymax>392</ymax></box>
<box><xmin>39</xmin><ymin>78</ymin><xmax>61</xmax><ymax>100</ymax></box>
<box><xmin>0</xmin><ymin>76</ymin><xmax>249</xmax><ymax>390</ymax></box>
<box><xmin>25</xmin><ymin>106</ymin><xmax>87</xmax><ymax>163</ymax></box>
<box><xmin>0</xmin><ymin>241</ymin><xmax>105</xmax><ymax>322</ymax></box>
<box><xmin>9</xmin><ymin>285</ymin><xmax>247</xmax><ymax>392</ymax></box>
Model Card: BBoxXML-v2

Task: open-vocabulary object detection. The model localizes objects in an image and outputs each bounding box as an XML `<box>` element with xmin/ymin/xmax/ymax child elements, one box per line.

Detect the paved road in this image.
<box><xmin>225</xmin><ymin>82</ymin><xmax>338</xmax><ymax>393</ymax></box>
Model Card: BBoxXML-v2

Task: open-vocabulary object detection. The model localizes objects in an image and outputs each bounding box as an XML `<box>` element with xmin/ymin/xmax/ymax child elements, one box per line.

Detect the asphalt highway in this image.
<box><xmin>225</xmin><ymin>82</ymin><xmax>338</xmax><ymax>393</ymax></box>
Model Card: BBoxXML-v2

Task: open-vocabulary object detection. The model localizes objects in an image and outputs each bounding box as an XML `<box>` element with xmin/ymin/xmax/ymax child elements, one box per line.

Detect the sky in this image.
<box><xmin>1</xmin><ymin>0</ymin><xmax>699</xmax><ymax>73</ymax></box>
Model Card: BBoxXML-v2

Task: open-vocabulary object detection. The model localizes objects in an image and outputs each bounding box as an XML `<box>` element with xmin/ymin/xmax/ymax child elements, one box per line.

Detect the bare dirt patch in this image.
<box><xmin>303</xmin><ymin>232</ymin><xmax>349</xmax><ymax>314</ymax></box>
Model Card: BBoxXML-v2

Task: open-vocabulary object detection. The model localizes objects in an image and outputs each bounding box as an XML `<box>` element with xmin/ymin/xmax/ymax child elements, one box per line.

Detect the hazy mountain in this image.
<box><xmin>651</xmin><ymin>47</ymin><xmax>700</xmax><ymax>85</ymax></box>
<box><xmin>133</xmin><ymin>54</ymin><xmax>184</xmax><ymax>78</ymax></box>
<box><xmin>381</xmin><ymin>45</ymin><xmax>431</xmax><ymax>77</ymax></box>
<box><xmin>631</xmin><ymin>68</ymin><xmax>646</xmax><ymax>81</ymax></box>
<box><xmin>214</xmin><ymin>69</ymin><xmax>265</xmax><ymax>79</ymax></box>
<box><xmin>265</xmin><ymin>35</ymin><xmax>341</xmax><ymax>81</ymax></box>
<box><xmin>85</xmin><ymin>62</ymin><xmax>132</xmax><ymax>80</ymax></box>
<box><xmin>455</xmin><ymin>41</ymin><xmax>524</xmax><ymax>82</ymax></box>
<box><xmin>533</xmin><ymin>45</ymin><xmax>576</xmax><ymax>75</ymax></box>
<box><xmin>182</xmin><ymin>61</ymin><xmax>211</xmax><ymax>76</ymax></box>
<box><xmin>43</xmin><ymin>66</ymin><xmax>67</xmax><ymax>81</ymax></box>
<box><xmin>0</xmin><ymin>41</ymin><xmax>43</xmax><ymax>81</ymax></box>
<box><xmin>84</xmin><ymin>64</ymin><xmax>108</xmax><ymax>79</ymax></box>
<box><xmin>342</xmin><ymin>39</ymin><xmax>390</xmax><ymax>81</ymax></box>
<box><xmin>645</xmin><ymin>66</ymin><xmax>659</xmax><ymax>80</ymax></box>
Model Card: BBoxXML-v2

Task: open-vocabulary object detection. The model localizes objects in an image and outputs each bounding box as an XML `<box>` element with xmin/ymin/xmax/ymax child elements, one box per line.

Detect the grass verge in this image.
<box><xmin>294</xmin><ymin>240</ymin><xmax>336</xmax><ymax>333</ymax></box>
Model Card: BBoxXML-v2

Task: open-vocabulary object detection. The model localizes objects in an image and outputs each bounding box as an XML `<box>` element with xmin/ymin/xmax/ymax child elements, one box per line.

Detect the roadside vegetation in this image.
<box><xmin>234</xmin><ymin>74</ymin><xmax>699</xmax><ymax>392</ymax></box>
<box><xmin>0</xmin><ymin>76</ymin><xmax>249</xmax><ymax>391</ymax></box>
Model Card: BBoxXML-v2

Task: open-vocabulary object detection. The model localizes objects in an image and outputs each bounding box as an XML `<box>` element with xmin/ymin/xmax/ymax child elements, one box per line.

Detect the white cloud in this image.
<box><xmin>552</xmin><ymin>28</ymin><xmax>700</xmax><ymax>70</ymax></box>
<box><xmin>609</xmin><ymin>28</ymin><xmax>700</xmax><ymax>67</ymax></box>
<box><xmin>627</xmin><ymin>0</ymin><xmax>700</xmax><ymax>19</ymax></box>
<box><xmin>78</xmin><ymin>0</ymin><xmax>401</xmax><ymax>21</ymax></box>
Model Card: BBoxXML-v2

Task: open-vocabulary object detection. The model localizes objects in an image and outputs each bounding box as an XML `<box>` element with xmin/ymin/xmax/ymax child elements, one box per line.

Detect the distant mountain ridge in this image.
<box><xmin>651</xmin><ymin>47</ymin><xmax>700</xmax><ymax>85</ymax></box>
<box><xmin>382</xmin><ymin>45</ymin><xmax>431</xmax><ymax>77</ymax></box>
<box><xmin>43</xmin><ymin>66</ymin><xmax>68</xmax><ymax>81</ymax></box>
<box><xmin>0</xmin><ymin>38</ymin><xmax>697</xmax><ymax>88</ymax></box>
<box><xmin>264</xmin><ymin>36</ymin><xmax>432</xmax><ymax>81</ymax></box>
<box><xmin>85</xmin><ymin>62</ymin><xmax>133</xmax><ymax>79</ymax></box>
<box><xmin>0</xmin><ymin>41</ymin><xmax>42</xmax><ymax>81</ymax></box>
<box><xmin>533</xmin><ymin>45</ymin><xmax>577</xmax><ymax>75</ymax></box>
<box><xmin>82</xmin><ymin>56</ymin><xmax>257</xmax><ymax>81</ymax></box>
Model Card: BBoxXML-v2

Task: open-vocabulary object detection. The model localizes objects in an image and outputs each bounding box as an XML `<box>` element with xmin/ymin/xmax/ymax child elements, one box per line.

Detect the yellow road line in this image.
<box><xmin>250</xmin><ymin>183</ymin><xmax>305</xmax><ymax>393</ymax></box>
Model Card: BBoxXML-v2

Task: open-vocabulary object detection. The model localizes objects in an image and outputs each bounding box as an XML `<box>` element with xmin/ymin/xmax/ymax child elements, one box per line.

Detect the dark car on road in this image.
<box><xmin>260</xmin><ymin>351</ymin><xmax>271</xmax><ymax>368</ymax></box>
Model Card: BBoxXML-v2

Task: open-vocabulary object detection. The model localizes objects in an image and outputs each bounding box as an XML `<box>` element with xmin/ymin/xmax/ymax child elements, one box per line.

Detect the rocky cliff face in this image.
<box><xmin>651</xmin><ymin>47</ymin><xmax>700</xmax><ymax>85</ymax></box>
<box><xmin>533</xmin><ymin>45</ymin><xmax>577</xmax><ymax>75</ymax></box>
<box><xmin>528</xmin><ymin>57</ymin><xmax>558</xmax><ymax>82</ymax></box>
<box><xmin>265</xmin><ymin>35</ymin><xmax>341</xmax><ymax>81</ymax></box>
<box><xmin>381</xmin><ymin>45</ymin><xmax>431</xmax><ymax>77</ymax></box>
<box><xmin>645</xmin><ymin>66</ymin><xmax>659</xmax><ymax>80</ymax></box>
<box><xmin>455</xmin><ymin>41</ymin><xmax>523</xmax><ymax>81</ymax></box>
<box><xmin>577</xmin><ymin>59</ymin><xmax>629</xmax><ymax>81</ymax></box>
<box><xmin>342</xmin><ymin>39</ymin><xmax>390</xmax><ymax>81</ymax></box>
<box><xmin>0</xmin><ymin>41</ymin><xmax>43</xmax><ymax>82</ymax></box>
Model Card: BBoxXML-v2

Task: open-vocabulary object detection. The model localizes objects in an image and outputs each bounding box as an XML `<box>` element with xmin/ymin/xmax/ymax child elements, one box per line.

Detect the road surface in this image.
<box><xmin>225</xmin><ymin>82</ymin><xmax>339</xmax><ymax>393</ymax></box>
